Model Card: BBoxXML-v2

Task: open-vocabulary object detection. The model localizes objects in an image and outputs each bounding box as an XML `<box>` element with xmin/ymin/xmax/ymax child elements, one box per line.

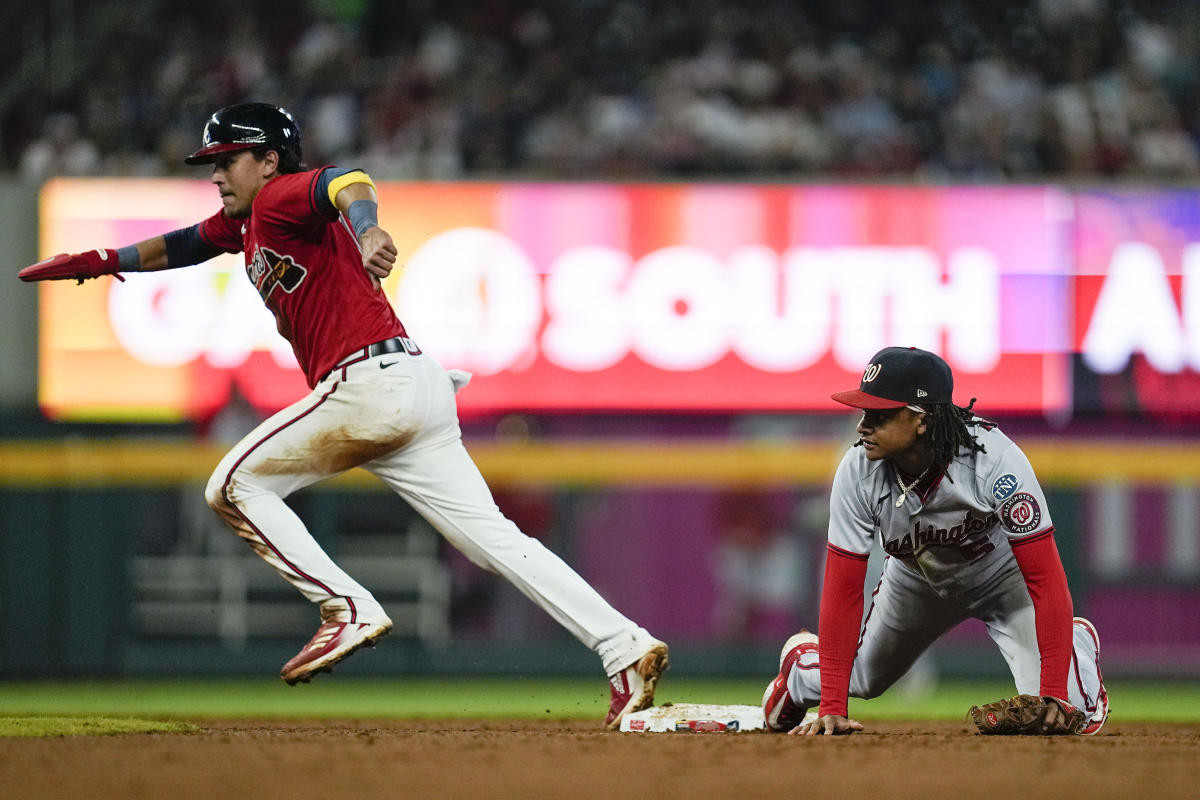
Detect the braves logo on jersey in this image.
<box><xmin>248</xmin><ymin>246</ymin><xmax>308</xmax><ymax>302</ymax></box>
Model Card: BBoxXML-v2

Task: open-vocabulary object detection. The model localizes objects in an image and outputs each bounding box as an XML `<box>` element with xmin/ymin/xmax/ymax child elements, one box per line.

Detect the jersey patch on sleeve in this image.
<box><xmin>999</xmin><ymin>492</ymin><xmax>1041</xmax><ymax>534</ymax></box>
<box><xmin>991</xmin><ymin>473</ymin><xmax>1019</xmax><ymax>501</ymax></box>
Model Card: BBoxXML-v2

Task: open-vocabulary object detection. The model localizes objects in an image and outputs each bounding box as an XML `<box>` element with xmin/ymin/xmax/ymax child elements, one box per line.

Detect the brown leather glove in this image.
<box><xmin>968</xmin><ymin>694</ymin><xmax>1086</xmax><ymax>735</ymax></box>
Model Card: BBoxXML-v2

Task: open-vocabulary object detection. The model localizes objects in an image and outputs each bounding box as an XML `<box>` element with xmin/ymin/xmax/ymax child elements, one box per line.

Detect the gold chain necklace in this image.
<box><xmin>895</xmin><ymin>466</ymin><xmax>930</xmax><ymax>508</ymax></box>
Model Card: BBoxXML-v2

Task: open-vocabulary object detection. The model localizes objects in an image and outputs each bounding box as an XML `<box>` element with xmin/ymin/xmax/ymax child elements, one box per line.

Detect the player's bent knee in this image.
<box><xmin>204</xmin><ymin>478</ymin><xmax>224</xmax><ymax>511</ymax></box>
<box><xmin>852</xmin><ymin>675</ymin><xmax>898</xmax><ymax>701</ymax></box>
<box><xmin>203</xmin><ymin>470</ymin><xmax>260</xmax><ymax>534</ymax></box>
<box><xmin>204</xmin><ymin>469</ymin><xmax>235</xmax><ymax>514</ymax></box>
<box><xmin>856</xmin><ymin>685</ymin><xmax>885</xmax><ymax>701</ymax></box>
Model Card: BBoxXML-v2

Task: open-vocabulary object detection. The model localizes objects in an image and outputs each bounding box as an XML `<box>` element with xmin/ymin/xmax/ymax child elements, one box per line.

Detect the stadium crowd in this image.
<box><xmin>5</xmin><ymin>0</ymin><xmax>1200</xmax><ymax>182</ymax></box>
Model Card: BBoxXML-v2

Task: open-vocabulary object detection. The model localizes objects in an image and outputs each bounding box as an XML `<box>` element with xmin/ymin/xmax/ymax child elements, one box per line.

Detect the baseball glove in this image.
<box><xmin>967</xmin><ymin>694</ymin><xmax>1085</xmax><ymax>735</ymax></box>
<box><xmin>18</xmin><ymin>250</ymin><xmax>125</xmax><ymax>284</ymax></box>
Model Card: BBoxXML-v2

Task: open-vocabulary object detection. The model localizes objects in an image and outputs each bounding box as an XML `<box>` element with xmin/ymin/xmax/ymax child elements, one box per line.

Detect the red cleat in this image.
<box><xmin>281</xmin><ymin>619</ymin><xmax>393</xmax><ymax>685</ymax></box>
<box><xmin>605</xmin><ymin>642</ymin><xmax>669</xmax><ymax>730</ymax></box>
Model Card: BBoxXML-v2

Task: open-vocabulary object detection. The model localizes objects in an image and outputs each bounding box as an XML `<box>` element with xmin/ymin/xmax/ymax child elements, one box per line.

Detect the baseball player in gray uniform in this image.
<box><xmin>762</xmin><ymin>347</ymin><xmax>1109</xmax><ymax>735</ymax></box>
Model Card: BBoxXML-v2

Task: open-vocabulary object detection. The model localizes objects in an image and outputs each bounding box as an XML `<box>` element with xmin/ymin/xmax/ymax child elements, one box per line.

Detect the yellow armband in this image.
<box><xmin>326</xmin><ymin>170</ymin><xmax>376</xmax><ymax>206</ymax></box>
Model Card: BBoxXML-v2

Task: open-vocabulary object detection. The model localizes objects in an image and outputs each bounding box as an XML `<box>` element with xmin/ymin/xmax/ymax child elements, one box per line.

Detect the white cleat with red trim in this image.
<box><xmin>1073</xmin><ymin>617</ymin><xmax>1109</xmax><ymax>735</ymax></box>
<box><xmin>763</xmin><ymin>630</ymin><xmax>819</xmax><ymax>733</ymax></box>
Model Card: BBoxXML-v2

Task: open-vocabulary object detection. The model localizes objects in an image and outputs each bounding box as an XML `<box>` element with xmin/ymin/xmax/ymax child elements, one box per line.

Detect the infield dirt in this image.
<box><xmin>1</xmin><ymin>719</ymin><xmax>1194</xmax><ymax>799</ymax></box>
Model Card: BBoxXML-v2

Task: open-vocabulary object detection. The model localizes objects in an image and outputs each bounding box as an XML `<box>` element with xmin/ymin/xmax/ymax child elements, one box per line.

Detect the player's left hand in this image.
<box><xmin>18</xmin><ymin>250</ymin><xmax>126</xmax><ymax>284</ymax></box>
<box><xmin>360</xmin><ymin>227</ymin><xmax>397</xmax><ymax>288</ymax></box>
<box><xmin>967</xmin><ymin>694</ymin><xmax>1085</xmax><ymax>735</ymax></box>
<box><xmin>790</xmin><ymin>714</ymin><xmax>864</xmax><ymax>735</ymax></box>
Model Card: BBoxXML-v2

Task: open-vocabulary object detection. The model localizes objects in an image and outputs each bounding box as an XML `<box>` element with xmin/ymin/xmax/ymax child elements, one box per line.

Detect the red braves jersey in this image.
<box><xmin>198</xmin><ymin>167</ymin><xmax>406</xmax><ymax>387</ymax></box>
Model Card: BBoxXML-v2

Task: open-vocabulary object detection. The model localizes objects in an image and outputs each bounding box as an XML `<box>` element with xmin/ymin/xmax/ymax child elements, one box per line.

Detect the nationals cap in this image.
<box><xmin>831</xmin><ymin>347</ymin><xmax>954</xmax><ymax>409</ymax></box>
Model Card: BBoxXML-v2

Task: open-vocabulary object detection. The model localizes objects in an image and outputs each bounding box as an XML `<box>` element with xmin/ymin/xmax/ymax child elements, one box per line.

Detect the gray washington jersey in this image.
<box><xmin>828</xmin><ymin>421</ymin><xmax>1052</xmax><ymax>597</ymax></box>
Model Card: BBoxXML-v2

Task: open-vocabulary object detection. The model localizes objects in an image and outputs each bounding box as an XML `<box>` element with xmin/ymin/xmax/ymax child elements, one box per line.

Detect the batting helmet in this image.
<box><xmin>184</xmin><ymin>102</ymin><xmax>303</xmax><ymax>172</ymax></box>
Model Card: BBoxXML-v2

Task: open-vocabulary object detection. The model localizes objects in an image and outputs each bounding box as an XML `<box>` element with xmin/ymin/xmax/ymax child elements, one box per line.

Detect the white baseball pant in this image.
<box><xmin>204</xmin><ymin>346</ymin><xmax>657</xmax><ymax>675</ymax></box>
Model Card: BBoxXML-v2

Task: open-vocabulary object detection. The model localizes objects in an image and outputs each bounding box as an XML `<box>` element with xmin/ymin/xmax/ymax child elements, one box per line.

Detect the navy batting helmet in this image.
<box><xmin>184</xmin><ymin>102</ymin><xmax>303</xmax><ymax>172</ymax></box>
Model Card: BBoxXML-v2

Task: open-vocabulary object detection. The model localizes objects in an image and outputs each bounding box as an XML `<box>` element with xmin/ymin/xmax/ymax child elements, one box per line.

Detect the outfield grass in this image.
<box><xmin>0</xmin><ymin>677</ymin><xmax>1195</xmax><ymax>725</ymax></box>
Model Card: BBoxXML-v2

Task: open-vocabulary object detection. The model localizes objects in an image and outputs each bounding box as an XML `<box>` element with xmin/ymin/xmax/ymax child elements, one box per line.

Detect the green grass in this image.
<box><xmin>0</xmin><ymin>717</ymin><xmax>198</xmax><ymax>737</ymax></box>
<box><xmin>0</xmin><ymin>677</ymin><xmax>1195</xmax><ymax>728</ymax></box>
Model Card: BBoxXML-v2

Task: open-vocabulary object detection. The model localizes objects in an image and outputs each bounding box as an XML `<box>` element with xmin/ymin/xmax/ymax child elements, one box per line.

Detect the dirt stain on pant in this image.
<box><xmin>207</xmin><ymin>492</ymin><xmax>273</xmax><ymax>557</ymax></box>
<box><xmin>254</xmin><ymin>426</ymin><xmax>416</xmax><ymax>476</ymax></box>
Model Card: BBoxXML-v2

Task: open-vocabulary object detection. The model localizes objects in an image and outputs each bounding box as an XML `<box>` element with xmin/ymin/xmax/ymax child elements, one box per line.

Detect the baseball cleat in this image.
<box><xmin>1073</xmin><ymin>617</ymin><xmax>1109</xmax><ymax>735</ymax></box>
<box><xmin>281</xmin><ymin>618</ymin><xmax>393</xmax><ymax>685</ymax></box>
<box><xmin>604</xmin><ymin>641</ymin><xmax>669</xmax><ymax>730</ymax></box>
<box><xmin>763</xmin><ymin>630</ymin><xmax>819</xmax><ymax>733</ymax></box>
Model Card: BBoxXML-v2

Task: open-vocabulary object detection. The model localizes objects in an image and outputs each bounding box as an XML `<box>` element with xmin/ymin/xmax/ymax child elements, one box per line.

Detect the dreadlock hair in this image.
<box><xmin>923</xmin><ymin>397</ymin><xmax>986</xmax><ymax>468</ymax></box>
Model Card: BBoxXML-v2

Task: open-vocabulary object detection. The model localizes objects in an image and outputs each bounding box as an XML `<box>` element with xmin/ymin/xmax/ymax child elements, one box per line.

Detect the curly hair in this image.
<box><xmin>923</xmin><ymin>397</ymin><xmax>987</xmax><ymax>468</ymax></box>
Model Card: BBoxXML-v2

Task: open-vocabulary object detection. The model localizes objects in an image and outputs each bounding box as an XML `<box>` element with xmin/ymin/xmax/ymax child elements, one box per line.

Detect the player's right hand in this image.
<box><xmin>789</xmin><ymin>714</ymin><xmax>865</xmax><ymax>736</ymax></box>
<box><xmin>359</xmin><ymin>227</ymin><xmax>397</xmax><ymax>289</ymax></box>
<box><xmin>18</xmin><ymin>250</ymin><xmax>125</xmax><ymax>284</ymax></box>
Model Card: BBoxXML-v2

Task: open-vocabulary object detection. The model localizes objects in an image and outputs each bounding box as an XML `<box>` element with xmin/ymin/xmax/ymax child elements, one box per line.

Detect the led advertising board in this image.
<box><xmin>39</xmin><ymin>180</ymin><xmax>1082</xmax><ymax>421</ymax></box>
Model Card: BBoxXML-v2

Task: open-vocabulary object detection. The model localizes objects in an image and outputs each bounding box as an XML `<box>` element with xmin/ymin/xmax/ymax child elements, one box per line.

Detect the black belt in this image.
<box><xmin>325</xmin><ymin>336</ymin><xmax>420</xmax><ymax>381</ymax></box>
<box><xmin>361</xmin><ymin>337</ymin><xmax>409</xmax><ymax>359</ymax></box>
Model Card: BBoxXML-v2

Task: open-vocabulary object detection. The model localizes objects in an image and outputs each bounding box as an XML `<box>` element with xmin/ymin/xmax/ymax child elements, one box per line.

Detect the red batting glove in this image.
<box><xmin>18</xmin><ymin>249</ymin><xmax>126</xmax><ymax>284</ymax></box>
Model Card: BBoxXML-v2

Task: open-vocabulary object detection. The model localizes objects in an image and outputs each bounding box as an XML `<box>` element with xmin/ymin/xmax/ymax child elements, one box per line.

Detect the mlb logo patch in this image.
<box><xmin>991</xmin><ymin>474</ymin><xmax>1019</xmax><ymax>501</ymax></box>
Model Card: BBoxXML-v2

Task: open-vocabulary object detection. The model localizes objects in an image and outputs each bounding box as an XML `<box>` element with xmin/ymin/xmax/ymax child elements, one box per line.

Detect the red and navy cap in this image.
<box><xmin>831</xmin><ymin>347</ymin><xmax>954</xmax><ymax>409</ymax></box>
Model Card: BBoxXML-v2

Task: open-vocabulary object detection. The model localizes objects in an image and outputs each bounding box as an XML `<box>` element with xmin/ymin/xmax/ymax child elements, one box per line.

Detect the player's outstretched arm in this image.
<box><xmin>130</xmin><ymin>236</ymin><xmax>170</xmax><ymax>272</ymax></box>
<box><xmin>19</xmin><ymin>224</ymin><xmax>234</xmax><ymax>284</ymax></box>
<box><xmin>790</xmin><ymin>714</ymin><xmax>865</xmax><ymax>736</ymax></box>
<box><xmin>18</xmin><ymin>235</ymin><xmax>179</xmax><ymax>284</ymax></box>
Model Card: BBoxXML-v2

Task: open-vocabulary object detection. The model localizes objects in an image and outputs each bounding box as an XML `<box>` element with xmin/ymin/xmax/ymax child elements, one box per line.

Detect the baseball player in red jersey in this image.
<box><xmin>19</xmin><ymin>102</ymin><xmax>668</xmax><ymax>729</ymax></box>
<box><xmin>762</xmin><ymin>347</ymin><xmax>1109</xmax><ymax>735</ymax></box>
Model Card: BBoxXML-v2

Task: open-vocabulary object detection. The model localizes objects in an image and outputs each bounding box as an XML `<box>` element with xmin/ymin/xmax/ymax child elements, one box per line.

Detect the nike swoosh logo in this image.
<box><xmin>379</xmin><ymin>360</ymin><xmax>398</xmax><ymax>369</ymax></box>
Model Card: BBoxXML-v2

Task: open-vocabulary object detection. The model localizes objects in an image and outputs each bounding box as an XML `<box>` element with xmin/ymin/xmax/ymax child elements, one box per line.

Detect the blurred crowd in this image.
<box><xmin>5</xmin><ymin>0</ymin><xmax>1200</xmax><ymax>183</ymax></box>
